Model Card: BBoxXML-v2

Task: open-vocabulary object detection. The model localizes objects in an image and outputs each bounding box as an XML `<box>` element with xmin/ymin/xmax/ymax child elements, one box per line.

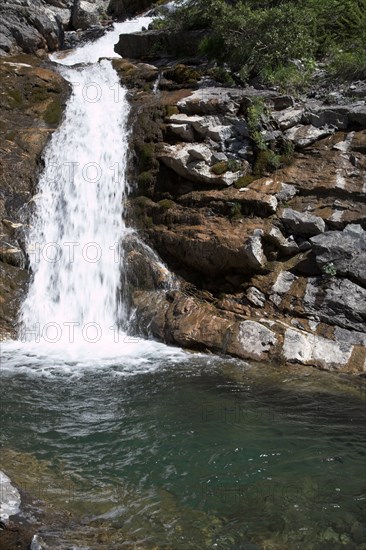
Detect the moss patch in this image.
<box><xmin>211</xmin><ymin>161</ymin><xmax>228</xmax><ymax>175</ymax></box>
<box><xmin>233</xmin><ymin>174</ymin><xmax>257</xmax><ymax>189</ymax></box>
<box><xmin>158</xmin><ymin>199</ymin><xmax>174</xmax><ymax>210</ymax></box>
<box><xmin>43</xmin><ymin>99</ymin><xmax>62</xmax><ymax>125</ymax></box>
<box><xmin>164</xmin><ymin>64</ymin><xmax>201</xmax><ymax>86</ymax></box>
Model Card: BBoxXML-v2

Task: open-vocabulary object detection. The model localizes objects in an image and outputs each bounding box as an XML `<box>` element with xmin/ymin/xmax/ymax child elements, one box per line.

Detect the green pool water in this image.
<box><xmin>1</xmin><ymin>355</ymin><xmax>365</xmax><ymax>549</ymax></box>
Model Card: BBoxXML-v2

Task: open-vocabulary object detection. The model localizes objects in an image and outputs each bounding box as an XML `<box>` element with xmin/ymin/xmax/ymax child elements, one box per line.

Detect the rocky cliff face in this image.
<box><xmin>0</xmin><ymin>56</ymin><xmax>70</xmax><ymax>338</ymax></box>
<box><xmin>0</xmin><ymin>0</ymin><xmax>151</xmax><ymax>56</ymax></box>
<box><xmin>113</xmin><ymin>55</ymin><xmax>366</xmax><ymax>374</ymax></box>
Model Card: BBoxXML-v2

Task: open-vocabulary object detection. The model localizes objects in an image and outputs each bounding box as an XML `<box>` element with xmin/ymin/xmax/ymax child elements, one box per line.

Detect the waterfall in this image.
<box><xmin>19</xmin><ymin>16</ymin><xmax>162</xmax><ymax>353</ymax></box>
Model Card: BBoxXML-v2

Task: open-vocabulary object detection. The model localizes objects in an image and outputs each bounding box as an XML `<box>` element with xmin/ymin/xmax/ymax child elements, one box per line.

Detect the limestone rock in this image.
<box><xmin>285</xmin><ymin>124</ymin><xmax>334</xmax><ymax>148</ymax></box>
<box><xmin>158</xmin><ymin>144</ymin><xmax>246</xmax><ymax>187</ymax></box>
<box><xmin>71</xmin><ymin>0</ymin><xmax>99</xmax><ymax>30</ymax></box>
<box><xmin>268</xmin><ymin>227</ymin><xmax>299</xmax><ymax>256</ymax></box>
<box><xmin>149</xmin><ymin>220</ymin><xmax>268</xmax><ymax>278</ymax></box>
<box><xmin>246</xmin><ymin>287</ymin><xmax>266</xmax><ymax>308</ymax></box>
<box><xmin>303</xmin><ymin>103</ymin><xmax>366</xmax><ymax>131</ymax></box>
<box><xmin>168</xmin><ymin>123</ymin><xmax>194</xmax><ymax>142</ymax></box>
<box><xmin>0</xmin><ymin>3</ymin><xmax>64</xmax><ymax>54</ymax></box>
<box><xmin>283</xmin><ymin>328</ymin><xmax>354</xmax><ymax>370</ymax></box>
<box><xmin>272</xmin><ymin>108</ymin><xmax>304</xmax><ymax>130</ymax></box>
<box><xmin>303</xmin><ymin>277</ymin><xmax>366</xmax><ymax>331</ymax></box>
<box><xmin>177</xmin><ymin>88</ymin><xmax>241</xmax><ymax>116</ymax></box>
<box><xmin>310</xmin><ymin>225</ymin><xmax>366</xmax><ymax>287</ymax></box>
<box><xmin>231</xmin><ymin>321</ymin><xmax>277</xmax><ymax>361</ymax></box>
<box><xmin>281</xmin><ymin>208</ymin><xmax>326</xmax><ymax>236</ymax></box>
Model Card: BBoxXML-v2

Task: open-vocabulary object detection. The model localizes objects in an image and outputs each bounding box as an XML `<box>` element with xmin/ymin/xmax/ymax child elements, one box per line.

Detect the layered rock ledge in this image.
<box><xmin>114</xmin><ymin>57</ymin><xmax>366</xmax><ymax>374</ymax></box>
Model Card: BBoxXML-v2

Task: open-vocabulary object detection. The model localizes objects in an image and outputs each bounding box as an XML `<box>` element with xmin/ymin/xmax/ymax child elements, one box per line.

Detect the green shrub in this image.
<box><xmin>330</xmin><ymin>47</ymin><xmax>366</xmax><ymax>80</ymax></box>
<box><xmin>165</xmin><ymin>105</ymin><xmax>179</xmax><ymax>118</ymax></box>
<box><xmin>230</xmin><ymin>202</ymin><xmax>242</xmax><ymax>220</ymax></box>
<box><xmin>322</xmin><ymin>262</ymin><xmax>337</xmax><ymax>277</ymax></box>
<box><xmin>280</xmin><ymin>141</ymin><xmax>295</xmax><ymax>166</ymax></box>
<box><xmin>144</xmin><ymin>216</ymin><xmax>154</xmax><ymax>228</ymax></box>
<box><xmin>8</xmin><ymin>89</ymin><xmax>23</xmax><ymax>106</ymax></box>
<box><xmin>254</xmin><ymin>150</ymin><xmax>281</xmax><ymax>176</ymax></box>
<box><xmin>157</xmin><ymin>0</ymin><xmax>366</xmax><ymax>84</ymax></box>
<box><xmin>227</xmin><ymin>159</ymin><xmax>242</xmax><ymax>172</ymax></box>
<box><xmin>207</xmin><ymin>66</ymin><xmax>235</xmax><ymax>85</ymax></box>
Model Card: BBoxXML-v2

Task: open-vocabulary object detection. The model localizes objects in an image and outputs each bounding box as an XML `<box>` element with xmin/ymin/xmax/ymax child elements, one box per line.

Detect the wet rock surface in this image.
<box><xmin>0</xmin><ymin>56</ymin><xmax>69</xmax><ymax>338</ymax></box>
<box><xmin>117</xmin><ymin>57</ymin><xmax>366</xmax><ymax>374</ymax></box>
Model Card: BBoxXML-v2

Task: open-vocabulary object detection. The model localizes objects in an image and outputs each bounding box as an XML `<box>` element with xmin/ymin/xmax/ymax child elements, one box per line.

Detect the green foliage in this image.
<box><xmin>230</xmin><ymin>202</ymin><xmax>242</xmax><ymax>220</ymax></box>
<box><xmin>246</xmin><ymin>99</ymin><xmax>267</xmax><ymax>150</ymax></box>
<box><xmin>144</xmin><ymin>216</ymin><xmax>154</xmax><ymax>228</ymax></box>
<box><xmin>330</xmin><ymin>48</ymin><xmax>366</xmax><ymax>80</ymax></box>
<box><xmin>254</xmin><ymin>150</ymin><xmax>281</xmax><ymax>176</ymax></box>
<box><xmin>207</xmin><ymin>66</ymin><xmax>235</xmax><ymax>85</ymax></box>
<box><xmin>263</xmin><ymin>64</ymin><xmax>311</xmax><ymax>93</ymax></box>
<box><xmin>279</xmin><ymin>140</ymin><xmax>295</xmax><ymax>166</ymax></box>
<box><xmin>165</xmin><ymin>105</ymin><xmax>179</xmax><ymax>118</ymax></box>
<box><xmin>322</xmin><ymin>262</ymin><xmax>337</xmax><ymax>277</ymax></box>
<box><xmin>158</xmin><ymin>0</ymin><xmax>366</xmax><ymax>83</ymax></box>
<box><xmin>164</xmin><ymin>64</ymin><xmax>201</xmax><ymax>85</ymax></box>
<box><xmin>227</xmin><ymin>159</ymin><xmax>242</xmax><ymax>172</ymax></box>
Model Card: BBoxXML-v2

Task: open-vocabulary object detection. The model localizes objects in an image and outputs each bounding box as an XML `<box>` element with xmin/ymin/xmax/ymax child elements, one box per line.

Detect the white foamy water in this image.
<box><xmin>50</xmin><ymin>17</ymin><xmax>153</xmax><ymax>66</ymax></box>
<box><xmin>2</xmin><ymin>15</ymin><xmax>185</xmax><ymax>366</ymax></box>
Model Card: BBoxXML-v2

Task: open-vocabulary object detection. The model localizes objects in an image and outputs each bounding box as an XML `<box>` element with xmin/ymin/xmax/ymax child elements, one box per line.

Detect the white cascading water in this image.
<box><xmin>20</xmin><ymin>60</ymin><xmax>130</xmax><ymax>336</ymax></box>
<box><xmin>2</xmin><ymin>16</ymin><xmax>185</xmax><ymax>367</ymax></box>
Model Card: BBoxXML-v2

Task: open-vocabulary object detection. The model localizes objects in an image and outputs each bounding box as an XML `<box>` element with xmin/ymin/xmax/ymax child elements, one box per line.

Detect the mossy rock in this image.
<box><xmin>133</xmin><ymin>195</ymin><xmax>156</xmax><ymax>209</ymax></box>
<box><xmin>136</xmin><ymin>142</ymin><xmax>156</xmax><ymax>171</ymax></box>
<box><xmin>158</xmin><ymin>199</ymin><xmax>175</xmax><ymax>210</ymax></box>
<box><xmin>211</xmin><ymin>161</ymin><xmax>228</xmax><ymax>175</ymax></box>
<box><xmin>144</xmin><ymin>216</ymin><xmax>154</xmax><ymax>228</ymax></box>
<box><xmin>233</xmin><ymin>174</ymin><xmax>257</xmax><ymax>189</ymax></box>
<box><xmin>164</xmin><ymin>105</ymin><xmax>179</xmax><ymax>118</ymax></box>
<box><xmin>8</xmin><ymin>89</ymin><xmax>23</xmax><ymax>107</ymax></box>
<box><xmin>43</xmin><ymin>99</ymin><xmax>62</xmax><ymax>125</ymax></box>
<box><xmin>164</xmin><ymin>64</ymin><xmax>201</xmax><ymax>86</ymax></box>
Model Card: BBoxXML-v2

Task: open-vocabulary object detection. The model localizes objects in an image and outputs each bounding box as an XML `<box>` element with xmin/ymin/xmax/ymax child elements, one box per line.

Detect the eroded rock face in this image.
<box><xmin>0</xmin><ymin>1</ymin><xmax>65</xmax><ymax>55</ymax></box>
<box><xmin>310</xmin><ymin>225</ymin><xmax>366</xmax><ymax>286</ymax></box>
<box><xmin>0</xmin><ymin>57</ymin><xmax>69</xmax><ymax>338</ymax></box>
<box><xmin>130</xmin><ymin>287</ymin><xmax>366</xmax><ymax>372</ymax></box>
<box><xmin>280</xmin><ymin>208</ymin><xmax>326</xmax><ymax>236</ymax></box>
<box><xmin>119</xmin><ymin>57</ymin><xmax>366</xmax><ymax>374</ymax></box>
